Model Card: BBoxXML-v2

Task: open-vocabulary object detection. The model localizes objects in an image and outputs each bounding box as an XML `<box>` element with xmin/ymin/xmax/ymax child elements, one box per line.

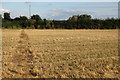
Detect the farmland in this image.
<box><xmin>2</xmin><ymin>29</ymin><xmax>119</xmax><ymax>78</ymax></box>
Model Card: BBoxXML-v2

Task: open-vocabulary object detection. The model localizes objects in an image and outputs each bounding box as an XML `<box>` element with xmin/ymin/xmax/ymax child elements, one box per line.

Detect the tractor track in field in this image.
<box><xmin>8</xmin><ymin>30</ymin><xmax>38</xmax><ymax>77</ymax></box>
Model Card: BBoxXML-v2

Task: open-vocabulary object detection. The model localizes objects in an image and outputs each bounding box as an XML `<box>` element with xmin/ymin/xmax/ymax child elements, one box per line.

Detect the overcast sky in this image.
<box><xmin>0</xmin><ymin>2</ymin><xmax>119</xmax><ymax>20</ymax></box>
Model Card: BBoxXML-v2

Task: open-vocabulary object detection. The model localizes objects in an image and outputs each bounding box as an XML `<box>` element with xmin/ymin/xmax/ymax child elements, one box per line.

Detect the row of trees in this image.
<box><xmin>2</xmin><ymin>13</ymin><xmax>120</xmax><ymax>29</ymax></box>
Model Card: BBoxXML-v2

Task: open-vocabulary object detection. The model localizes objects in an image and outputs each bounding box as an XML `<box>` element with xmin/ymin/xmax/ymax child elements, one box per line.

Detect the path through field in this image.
<box><xmin>14</xmin><ymin>30</ymin><xmax>38</xmax><ymax>77</ymax></box>
<box><xmin>3</xmin><ymin>30</ymin><xmax>39</xmax><ymax>78</ymax></box>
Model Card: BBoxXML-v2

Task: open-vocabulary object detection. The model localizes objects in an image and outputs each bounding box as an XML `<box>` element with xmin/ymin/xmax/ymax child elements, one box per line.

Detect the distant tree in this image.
<box><xmin>2</xmin><ymin>20</ymin><xmax>13</xmax><ymax>28</ymax></box>
<box><xmin>4</xmin><ymin>12</ymin><xmax>11</xmax><ymax>20</ymax></box>
<box><xmin>45</xmin><ymin>20</ymin><xmax>53</xmax><ymax>29</ymax></box>
<box><xmin>14</xmin><ymin>17</ymin><xmax>21</xmax><ymax>21</ymax></box>
<box><xmin>31</xmin><ymin>15</ymin><xmax>43</xmax><ymax>29</ymax></box>
<box><xmin>2</xmin><ymin>13</ymin><xmax>119</xmax><ymax>29</ymax></box>
<box><xmin>68</xmin><ymin>15</ymin><xmax>78</xmax><ymax>21</ymax></box>
<box><xmin>102</xmin><ymin>18</ymin><xmax>118</xmax><ymax>29</ymax></box>
<box><xmin>20</xmin><ymin>16</ymin><xmax>28</xmax><ymax>21</ymax></box>
<box><xmin>78</xmin><ymin>14</ymin><xmax>92</xmax><ymax>29</ymax></box>
<box><xmin>27</xmin><ymin>19</ymin><xmax>36</xmax><ymax>28</ymax></box>
<box><xmin>43</xmin><ymin>19</ymin><xmax>47</xmax><ymax>29</ymax></box>
<box><xmin>92</xmin><ymin>19</ymin><xmax>102</xmax><ymax>29</ymax></box>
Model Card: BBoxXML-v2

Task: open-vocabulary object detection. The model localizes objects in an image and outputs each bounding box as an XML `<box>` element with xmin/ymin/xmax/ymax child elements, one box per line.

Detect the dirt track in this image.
<box><xmin>14</xmin><ymin>30</ymin><xmax>38</xmax><ymax>76</ymax></box>
<box><xmin>3</xmin><ymin>30</ymin><xmax>39</xmax><ymax>78</ymax></box>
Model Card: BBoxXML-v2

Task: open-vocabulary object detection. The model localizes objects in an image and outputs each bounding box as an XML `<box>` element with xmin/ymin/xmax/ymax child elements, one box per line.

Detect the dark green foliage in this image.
<box><xmin>2</xmin><ymin>13</ymin><xmax>120</xmax><ymax>29</ymax></box>
<box><xmin>31</xmin><ymin>15</ymin><xmax>43</xmax><ymax>29</ymax></box>
<box><xmin>4</xmin><ymin>13</ymin><xmax>11</xmax><ymax>20</ymax></box>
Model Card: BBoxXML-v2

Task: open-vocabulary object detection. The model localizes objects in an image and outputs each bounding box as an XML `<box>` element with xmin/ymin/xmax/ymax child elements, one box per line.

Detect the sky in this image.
<box><xmin>0</xmin><ymin>2</ymin><xmax>119</xmax><ymax>20</ymax></box>
<box><xmin>1</xmin><ymin>0</ymin><xmax>119</xmax><ymax>2</ymax></box>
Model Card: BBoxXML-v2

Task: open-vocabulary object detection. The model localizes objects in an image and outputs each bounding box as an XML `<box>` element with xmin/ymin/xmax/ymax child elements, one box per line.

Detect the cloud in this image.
<box><xmin>43</xmin><ymin>3</ymin><xmax>118</xmax><ymax>20</ymax></box>
<box><xmin>44</xmin><ymin>8</ymin><xmax>94</xmax><ymax>20</ymax></box>
<box><xmin>0</xmin><ymin>8</ymin><xmax>10</xmax><ymax>13</ymax></box>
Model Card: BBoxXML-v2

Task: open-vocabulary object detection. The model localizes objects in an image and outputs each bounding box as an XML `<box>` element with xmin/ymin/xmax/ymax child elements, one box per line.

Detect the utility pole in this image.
<box><xmin>29</xmin><ymin>3</ymin><xmax>31</xmax><ymax>19</ymax></box>
<box><xmin>117</xmin><ymin>1</ymin><xmax>120</xmax><ymax>29</ymax></box>
<box><xmin>26</xmin><ymin>1</ymin><xmax>31</xmax><ymax>19</ymax></box>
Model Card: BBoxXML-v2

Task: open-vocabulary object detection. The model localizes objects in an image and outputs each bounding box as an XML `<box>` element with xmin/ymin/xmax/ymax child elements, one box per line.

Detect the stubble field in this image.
<box><xmin>2</xmin><ymin>29</ymin><xmax>119</xmax><ymax>78</ymax></box>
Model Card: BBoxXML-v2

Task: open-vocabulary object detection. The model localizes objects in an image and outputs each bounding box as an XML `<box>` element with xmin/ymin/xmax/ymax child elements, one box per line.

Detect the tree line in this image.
<box><xmin>1</xmin><ymin>12</ymin><xmax>120</xmax><ymax>29</ymax></box>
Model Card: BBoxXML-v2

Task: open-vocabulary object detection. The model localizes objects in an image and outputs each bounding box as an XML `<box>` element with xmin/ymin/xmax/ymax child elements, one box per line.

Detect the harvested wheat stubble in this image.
<box><xmin>2</xmin><ymin>29</ymin><xmax>119</xmax><ymax>78</ymax></box>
